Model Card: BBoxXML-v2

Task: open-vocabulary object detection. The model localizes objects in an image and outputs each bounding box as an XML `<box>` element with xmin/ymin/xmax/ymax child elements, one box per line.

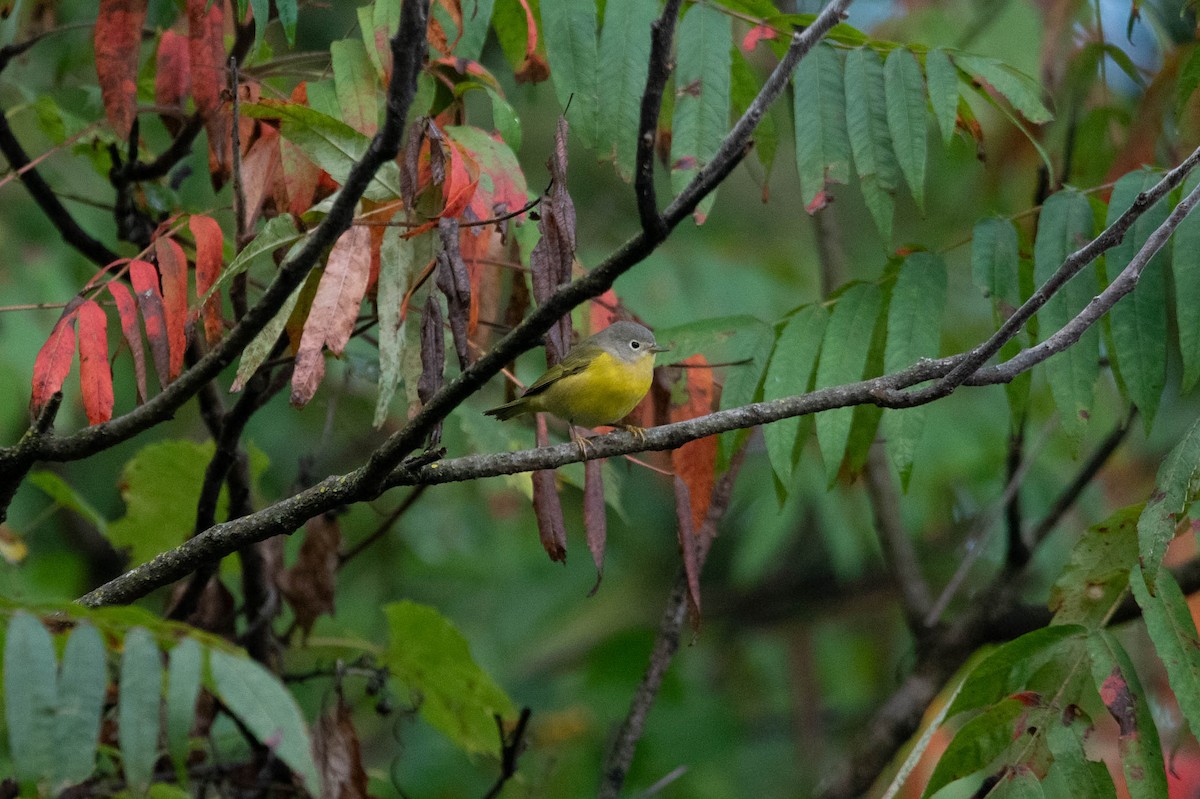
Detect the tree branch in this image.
<box><xmin>634</xmin><ymin>0</ymin><xmax>683</xmax><ymax>235</ymax></box>
<box><xmin>863</xmin><ymin>440</ymin><xmax>932</xmax><ymax>630</ymax></box>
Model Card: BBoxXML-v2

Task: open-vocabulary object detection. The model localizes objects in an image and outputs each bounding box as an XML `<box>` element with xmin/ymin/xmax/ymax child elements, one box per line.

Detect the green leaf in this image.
<box><xmin>277</xmin><ymin>0</ymin><xmax>297</xmax><ymax>45</ymax></box>
<box><xmin>331</xmin><ymin>39</ymin><xmax>379</xmax><ymax>135</ymax></box>
<box><xmin>1178</xmin><ymin>45</ymin><xmax>1200</xmax><ymax>116</ymax></box>
<box><xmin>717</xmin><ymin>318</ymin><xmax>774</xmax><ymax>469</ymax></box>
<box><xmin>166</xmin><ymin>638</ymin><xmax>203</xmax><ymax>780</ymax></box>
<box><xmin>925</xmin><ymin>48</ymin><xmax>959</xmax><ymax>145</ymax></box>
<box><xmin>1045</xmin><ymin>705</ymin><xmax>1118</xmax><ymax>799</ymax></box>
<box><xmin>670</xmin><ymin>3</ymin><xmax>732</xmax><ymax>224</ymax></box>
<box><xmin>232</xmin><ymin>278</ymin><xmax>305</xmax><ymax>393</ymax></box>
<box><xmin>814</xmin><ymin>283</ymin><xmax>883</xmax><ymax>486</ymax></box>
<box><xmin>993</xmin><ymin>770</ymin><xmax>1046</xmax><ymax>799</ymax></box>
<box><xmin>375</xmin><ymin>228</ymin><xmax>423</xmax><ymax>427</ymax></box>
<box><xmin>383</xmin><ymin>601</ymin><xmax>516</xmax><ymax>755</ymax></box>
<box><xmin>5</xmin><ymin>611</ymin><xmax>58</xmax><ymax>785</ymax></box>
<box><xmin>1130</xmin><ymin>565</ymin><xmax>1200</xmax><ymax>742</ymax></box>
<box><xmin>950</xmin><ymin>625</ymin><xmax>1086</xmax><ymax>717</ymax></box>
<box><xmin>27</xmin><ymin>470</ymin><xmax>109</xmax><ymax>534</ymax></box>
<box><xmin>540</xmin><ymin>0</ymin><xmax>599</xmax><ymax>148</ymax></box>
<box><xmin>793</xmin><ymin>42</ymin><xmax>849</xmax><ymax>209</ymax></box>
<box><xmin>844</xmin><ymin>47</ymin><xmax>898</xmax><ymax>241</ymax></box>
<box><xmin>203</xmin><ymin>214</ymin><xmax>303</xmax><ymax>303</ymax></box>
<box><xmin>922</xmin><ymin>697</ymin><xmax>1027</xmax><ymax>798</ymax></box>
<box><xmin>1086</xmin><ymin>631</ymin><xmax>1169</xmax><ymax>799</ymax></box>
<box><xmin>597</xmin><ymin>0</ymin><xmax>654</xmax><ymax>180</ymax></box>
<box><xmin>248</xmin><ymin>0</ymin><xmax>270</xmax><ymax>53</ymax></box>
<box><xmin>763</xmin><ymin>305</ymin><xmax>828</xmax><ymax>487</ymax></box>
<box><xmin>484</xmin><ymin>87</ymin><xmax>522</xmax><ymax>152</ymax></box>
<box><xmin>457</xmin><ymin>0</ymin><xmax>496</xmax><ymax>62</ymax></box>
<box><xmin>55</xmin><ymin>623</ymin><xmax>106</xmax><ymax>788</ymax></box>
<box><xmin>883</xmin><ymin>48</ymin><xmax>927</xmax><ymax>211</ymax></box>
<box><xmin>1174</xmin><ymin>171</ymin><xmax>1200</xmax><ymax>392</ymax></box>
<box><xmin>209</xmin><ymin>648</ymin><xmax>321</xmax><ymax>794</ymax></box>
<box><xmin>732</xmin><ymin>48</ymin><xmax>778</xmax><ymax>179</ymax></box>
<box><xmin>1105</xmin><ymin>170</ymin><xmax>1169</xmax><ymax>432</ymax></box>
<box><xmin>1049</xmin><ymin>505</ymin><xmax>1139</xmax><ymax>628</ymax></box>
<box><xmin>1138</xmin><ymin>415</ymin><xmax>1200</xmax><ymax>588</ymax></box>
<box><xmin>952</xmin><ymin>52</ymin><xmax>1053</xmax><ymax>124</ymax></box>
<box><xmin>972</xmin><ymin>216</ymin><xmax>1021</xmax><ymax>307</ymax></box>
<box><xmin>882</xmin><ymin>253</ymin><xmax>946</xmax><ymax>488</ymax></box>
<box><xmin>119</xmin><ymin>627</ymin><xmax>162</xmax><ymax>796</ymax></box>
<box><xmin>1034</xmin><ymin>189</ymin><xmax>1098</xmax><ymax>446</ymax></box>
<box><xmin>242</xmin><ymin>102</ymin><xmax>403</xmax><ymax>201</ymax></box>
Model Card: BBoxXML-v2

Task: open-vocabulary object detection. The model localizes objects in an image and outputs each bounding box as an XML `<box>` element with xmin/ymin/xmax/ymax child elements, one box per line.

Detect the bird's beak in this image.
<box><xmin>650</xmin><ymin>344</ymin><xmax>671</xmax><ymax>353</ymax></box>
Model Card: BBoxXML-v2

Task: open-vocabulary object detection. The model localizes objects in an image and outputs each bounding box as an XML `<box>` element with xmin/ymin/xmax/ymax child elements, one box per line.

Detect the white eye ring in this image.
<box><xmin>630</xmin><ymin>340</ymin><xmax>641</xmax><ymax>350</ymax></box>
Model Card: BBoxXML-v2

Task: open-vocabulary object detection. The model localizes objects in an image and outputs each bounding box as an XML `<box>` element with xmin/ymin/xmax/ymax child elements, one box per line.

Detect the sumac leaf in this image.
<box><xmin>77</xmin><ymin>300</ymin><xmax>114</xmax><ymax>425</ymax></box>
<box><xmin>277</xmin><ymin>513</ymin><xmax>340</xmax><ymax>639</ymax></box>
<box><xmin>30</xmin><ymin>298</ymin><xmax>83</xmax><ymax>418</ymax></box>
<box><xmin>107</xmin><ymin>282</ymin><xmax>148</xmax><ymax>404</ymax></box>
<box><xmin>130</xmin><ymin>259</ymin><xmax>171</xmax><ymax>390</ymax></box>
<box><xmin>155</xmin><ymin>237</ymin><xmax>189</xmax><ymax>380</ymax></box>
<box><xmin>95</xmin><ymin>0</ymin><xmax>147</xmax><ymax>139</ymax></box>
<box><xmin>154</xmin><ymin>29</ymin><xmax>191</xmax><ymax>136</ymax></box>
<box><xmin>584</xmin><ymin>458</ymin><xmax>606</xmax><ymax>595</ymax></box>
<box><xmin>188</xmin><ymin>0</ymin><xmax>229</xmax><ymax>183</ymax></box>
<box><xmin>189</xmin><ymin>214</ymin><xmax>226</xmax><ymax>344</ymax></box>
<box><xmin>532</xmin><ymin>415</ymin><xmax>567</xmax><ymax>562</ymax></box>
<box><xmin>529</xmin><ymin>117</ymin><xmax>575</xmax><ymax>362</ymax></box>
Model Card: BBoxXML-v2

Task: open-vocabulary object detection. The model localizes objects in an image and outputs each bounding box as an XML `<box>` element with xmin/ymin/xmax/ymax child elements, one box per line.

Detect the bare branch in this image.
<box><xmin>863</xmin><ymin>440</ymin><xmax>931</xmax><ymax>629</ymax></box>
<box><xmin>634</xmin><ymin>0</ymin><xmax>684</xmax><ymax>235</ymax></box>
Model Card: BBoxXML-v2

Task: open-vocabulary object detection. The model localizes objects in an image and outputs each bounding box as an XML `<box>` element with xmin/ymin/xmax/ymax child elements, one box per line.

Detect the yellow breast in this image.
<box><xmin>537</xmin><ymin>351</ymin><xmax>655</xmax><ymax>427</ymax></box>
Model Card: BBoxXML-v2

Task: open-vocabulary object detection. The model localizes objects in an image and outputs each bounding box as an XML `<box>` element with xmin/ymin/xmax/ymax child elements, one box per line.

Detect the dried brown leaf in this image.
<box><xmin>277</xmin><ymin>513</ymin><xmax>341</xmax><ymax>639</ymax></box>
<box><xmin>313</xmin><ymin>698</ymin><xmax>369</xmax><ymax>799</ymax></box>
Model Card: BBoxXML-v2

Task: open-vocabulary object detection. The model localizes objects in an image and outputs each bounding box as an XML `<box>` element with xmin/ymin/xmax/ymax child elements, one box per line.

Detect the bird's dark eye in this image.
<box><xmin>630</xmin><ymin>340</ymin><xmax>641</xmax><ymax>350</ymax></box>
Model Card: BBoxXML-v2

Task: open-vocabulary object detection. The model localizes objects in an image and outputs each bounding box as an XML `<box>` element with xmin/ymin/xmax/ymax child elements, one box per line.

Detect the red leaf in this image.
<box><xmin>130</xmin><ymin>258</ymin><xmax>171</xmax><ymax>389</ymax></box>
<box><xmin>589</xmin><ymin>288</ymin><xmax>620</xmax><ymax>335</ymax></box>
<box><xmin>669</xmin><ymin>357</ymin><xmax>717</xmax><ymax>536</ymax></box>
<box><xmin>77</xmin><ymin>300</ymin><xmax>114</xmax><ymax>425</ymax></box>
<box><xmin>805</xmin><ymin>190</ymin><xmax>831</xmax><ymax>215</ymax></box>
<box><xmin>94</xmin><ymin>0</ymin><xmax>147</xmax><ymax>139</ymax></box>
<box><xmin>532</xmin><ymin>415</ymin><xmax>567</xmax><ymax>562</ymax></box>
<box><xmin>187</xmin><ymin>0</ymin><xmax>229</xmax><ymax>183</ymax></box>
<box><xmin>239</xmin><ymin>126</ymin><xmax>281</xmax><ymax>231</ymax></box>
<box><xmin>441</xmin><ymin>141</ymin><xmax>480</xmax><ymax>219</ymax></box>
<box><xmin>459</xmin><ymin>226</ymin><xmax>500</xmax><ymax>338</ymax></box>
<box><xmin>673</xmin><ymin>475</ymin><xmax>702</xmax><ymax>620</ymax></box>
<box><xmin>428</xmin><ymin>0</ymin><xmax>463</xmax><ymax>57</ymax></box>
<box><xmin>512</xmin><ymin>0</ymin><xmax>548</xmax><ymax>83</ymax></box>
<box><xmin>741</xmin><ymin>23</ymin><xmax>777</xmax><ymax>52</ymax></box>
<box><xmin>584</xmin><ymin>458</ymin><xmax>606</xmax><ymax>595</ymax></box>
<box><xmin>155</xmin><ymin>237</ymin><xmax>189</xmax><ymax>380</ymax></box>
<box><xmin>107</xmin><ymin>282</ymin><xmax>148</xmax><ymax>403</ymax></box>
<box><xmin>291</xmin><ymin>226</ymin><xmax>372</xmax><ymax>406</ymax></box>
<box><xmin>29</xmin><ymin>298</ymin><xmax>83</xmax><ymax>418</ymax></box>
<box><xmin>189</xmin><ymin>214</ymin><xmax>225</xmax><ymax>344</ymax></box>
<box><xmin>154</xmin><ymin>29</ymin><xmax>191</xmax><ymax>136</ymax></box>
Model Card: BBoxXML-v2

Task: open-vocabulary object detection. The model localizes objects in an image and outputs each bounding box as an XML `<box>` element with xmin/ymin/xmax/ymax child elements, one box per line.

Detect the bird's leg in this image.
<box><xmin>614</xmin><ymin>423</ymin><xmax>647</xmax><ymax>447</ymax></box>
<box><xmin>570</xmin><ymin>425</ymin><xmax>595</xmax><ymax>460</ymax></box>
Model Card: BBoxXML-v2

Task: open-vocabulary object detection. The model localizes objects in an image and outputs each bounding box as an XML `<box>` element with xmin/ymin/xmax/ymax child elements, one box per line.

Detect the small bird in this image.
<box><xmin>484</xmin><ymin>321</ymin><xmax>669</xmax><ymax>454</ymax></box>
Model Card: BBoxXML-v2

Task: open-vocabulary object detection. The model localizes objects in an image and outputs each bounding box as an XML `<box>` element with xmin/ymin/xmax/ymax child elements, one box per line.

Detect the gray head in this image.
<box><xmin>589</xmin><ymin>321</ymin><xmax>669</xmax><ymax>363</ymax></box>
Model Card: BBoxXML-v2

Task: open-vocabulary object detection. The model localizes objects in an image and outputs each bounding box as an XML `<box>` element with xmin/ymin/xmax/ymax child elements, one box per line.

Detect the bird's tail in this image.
<box><xmin>483</xmin><ymin>399</ymin><xmax>526</xmax><ymax>421</ymax></box>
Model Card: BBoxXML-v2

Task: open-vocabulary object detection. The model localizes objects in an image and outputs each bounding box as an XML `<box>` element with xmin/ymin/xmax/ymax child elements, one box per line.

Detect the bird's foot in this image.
<box><xmin>615</xmin><ymin>423</ymin><xmax>647</xmax><ymax>446</ymax></box>
<box><xmin>570</xmin><ymin>426</ymin><xmax>595</xmax><ymax>460</ymax></box>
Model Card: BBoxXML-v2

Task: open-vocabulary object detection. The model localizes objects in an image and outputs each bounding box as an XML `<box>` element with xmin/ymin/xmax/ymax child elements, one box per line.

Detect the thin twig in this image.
<box><xmin>338</xmin><ymin>485</ymin><xmax>428</xmax><ymax>566</ymax></box>
<box><xmin>863</xmin><ymin>440</ymin><xmax>932</xmax><ymax>630</ymax></box>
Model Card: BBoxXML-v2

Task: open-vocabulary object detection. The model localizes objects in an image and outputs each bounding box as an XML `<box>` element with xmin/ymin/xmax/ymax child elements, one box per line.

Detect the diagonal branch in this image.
<box><xmin>634</xmin><ymin>0</ymin><xmax>684</xmax><ymax>235</ymax></box>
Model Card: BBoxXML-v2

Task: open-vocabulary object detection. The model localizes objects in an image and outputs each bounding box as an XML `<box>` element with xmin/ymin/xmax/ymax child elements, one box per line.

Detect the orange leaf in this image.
<box><xmin>276</xmin><ymin>83</ymin><xmax>324</xmax><ymax>216</ymax></box>
<box><xmin>441</xmin><ymin>140</ymin><xmax>480</xmax><ymax>219</ymax></box>
<box><xmin>94</xmin><ymin>0</ymin><xmax>147</xmax><ymax>139</ymax></box>
<box><xmin>584</xmin><ymin>458</ymin><xmax>606</xmax><ymax>594</ymax></box>
<box><xmin>239</xmin><ymin>126</ymin><xmax>281</xmax><ymax>231</ymax></box>
<box><xmin>155</xmin><ymin>237</ymin><xmax>189</xmax><ymax>380</ymax></box>
<box><xmin>107</xmin><ymin>282</ymin><xmax>148</xmax><ymax>403</ymax></box>
<box><xmin>669</xmin><ymin>356</ymin><xmax>717</xmax><ymax>534</ymax></box>
<box><xmin>29</xmin><ymin>298</ymin><xmax>83</xmax><ymax>419</ymax></box>
<box><xmin>154</xmin><ymin>29</ymin><xmax>191</xmax><ymax>136</ymax></box>
<box><xmin>130</xmin><ymin>258</ymin><xmax>171</xmax><ymax>390</ymax></box>
<box><xmin>189</xmin><ymin>214</ymin><xmax>225</xmax><ymax>344</ymax></box>
<box><xmin>512</xmin><ymin>0</ymin><xmax>547</xmax><ymax>83</ymax></box>
<box><xmin>291</xmin><ymin>226</ymin><xmax>372</xmax><ymax>406</ymax></box>
<box><xmin>532</xmin><ymin>415</ymin><xmax>568</xmax><ymax>562</ymax></box>
<box><xmin>77</xmin><ymin>300</ymin><xmax>114</xmax><ymax>425</ymax></box>
<box><xmin>187</xmin><ymin>0</ymin><xmax>229</xmax><ymax>183</ymax></box>
<box><xmin>428</xmin><ymin>0</ymin><xmax>464</xmax><ymax>57</ymax></box>
<box><xmin>589</xmin><ymin>289</ymin><xmax>620</xmax><ymax>335</ymax></box>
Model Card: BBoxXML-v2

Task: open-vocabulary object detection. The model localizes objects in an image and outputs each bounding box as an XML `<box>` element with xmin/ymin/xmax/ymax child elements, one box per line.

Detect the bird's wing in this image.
<box><xmin>521</xmin><ymin>344</ymin><xmax>601</xmax><ymax>397</ymax></box>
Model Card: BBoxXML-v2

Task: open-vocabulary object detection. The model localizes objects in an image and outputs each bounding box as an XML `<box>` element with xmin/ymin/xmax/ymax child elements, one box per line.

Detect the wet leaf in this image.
<box><xmin>30</xmin><ymin>298</ymin><xmax>82</xmax><ymax>419</ymax></box>
<box><xmin>95</xmin><ymin>0</ymin><xmax>146</xmax><ymax>138</ymax></box>
<box><xmin>77</xmin><ymin>300</ymin><xmax>114</xmax><ymax>425</ymax></box>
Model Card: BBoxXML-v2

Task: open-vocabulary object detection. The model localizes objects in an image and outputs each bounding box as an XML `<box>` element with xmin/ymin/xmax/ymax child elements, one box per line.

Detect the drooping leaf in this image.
<box><xmin>1034</xmin><ymin>189</ymin><xmax>1097</xmax><ymax>446</ymax></box>
<box><xmin>205</xmin><ymin>214</ymin><xmax>303</xmax><ymax>303</ymax></box>
<box><xmin>1049</xmin><ymin>505</ymin><xmax>1139</xmax><ymax>628</ymax></box>
<box><xmin>597</xmin><ymin>0</ymin><xmax>655</xmax><ymax>179</ymax></box>
<box><xmin>277</xmin><ymin>513</ymin><xmax>341</xmax><ymax>638</ymax></box>
<box><xmin>793</xmin><ymin>42</ymin><xmax>850</xmax><ymax>210</ymax></box>
<box><xmin>209</xmin><ymin>648</ymin><xmax>321</xmax><ymax>794</ymax></box>
<box><xmin>528</xmin><ymin>118</ymin><xmax>575</xmax><ymax>363</ymax></box>
<box><xmin>332</xmin><ymin>38</ymin><xmax>379</xmax><ymax>135</ymax></box>
<box><xmin>27</xmin><ymin>470</ymin><xmax>109</xmax><ymax>534</ymax></box>
<box><xmin>243</xmin><ymin>101</ymin><xmax>403</xmax><ymax>201</ymax></box>
<box><xmin>231</xmin><ymin>278</ymin><xmax>304</xmax><ymax>393</ymax></box>
<box><xmin>383</xmin><ymin>600</ymin><xmax>516</xmax><ymax>756</ymax></box>
<box><xmin>119</xmin><ymin>627</ymin><xmax>162</xmax><ymax>795</ymax></box>
<box><xmin>1173</xmin><ymin>171</ymin><xmax>1200</xmax><ymax>392</ymax></box>
<box><xmin>154</xmin><ymin>30</ymin><xmax>191</xmax><ymax>136</ymax></box>
<box><xmin>313</xmin><ymin>697</ymin><xmax>370</xmax><ymax>799</ymax></box>
<box><xmin>972</xmin><ymin>216</ymin><xmax>1021</xmax><ymax>307</ymax></box>
<box><xmin>291</xmin><ymin>226</ymin><xmax>372</xmax><ymax>407</ymax></box>
<box><xmin>674</xmin><ymin>475</ymin><xmax>703</xmax><ymax>618</ymax></box>
<box><xmin>1137</xmin><ymin>415</ymin><xmax>1200</xmax><ymax>589</ymax></box>
<box><xmin>814</xmin><ymin>283</ymin><xmax>882</xmax><ymax>485</ymax></box>
<box><xmin>1086</xmin><ymin>631</ymin><xmax>1169</xmax><ymax>799</ymax></box>
<box><xmin>277</xmin><ymin>83</ymin><xmax>325</xmax><ymax>217</ymax></box>
<box><xmin>844</xmin><ymin>47</ymin><xmax>898</xmax><ymax>241</ymax></box>
<box><xmin>584</xmin><ymin>457</ymin><xmax>606</xmax><ymax>594</ymax></box>
<box><xmin>949</xmin><ymin>624</ymin><xmax>1086</xmax><ymax>717</ymax></box>
<box><xmin>883</xmin><ymin>48</ymin><xmax>927</xmax><ymax>211</ymax></box>
<box><xmin>4</xmin><ymin>612</ymin><xmax>58</xmax><ymax>784</ymax></box>
<box><xmin>166</xmin><ymin>638</ymin><xmax>203</xmax><ymax>780</ymax></box>
<box><xmin>731</xmin><ymin>48</ymin><xmax>778</xmax><ymax>182</ymax></box>
<box><xmin>925</xmin><ymin>48</ymin><xmax>959</xmax><ymax>146</ymax></box>
<box><xmin>107</xmin><ymin>282</ymin><xmax>148</xmax><ymax>403</ymax></box>
<box><xmin>375</xmin><ymin>228</ymin><xmax>423</xmax><ymax>427</ymax></box>
<box><xmin>716</xmin><ymin>318</ymin><xmax>774</xmax><ymax>469</ymax></box>
<box><xmin>670</xmin><ymin>356</ymin><xmax>717</xmax><ymax>536</ymax></box>
<box><xmin>155</xmin><ymin>237</ymin><xmax>189</xmax><ymax>381</ymax></box>
<box><xmin>30</xmin><ymin>298</ymin><xmax>82</xmax><ymax>419</ymax></box>
<box><xmin>189</xmin><ymin>214</ymin><xmax>226</xmax><ymax>345</ymax></box>
<box><xmin>1130</xmin><ymin>565</ymin><xmax>1200</xmax><ymax>742</ymax></box>
<box><xmin>130</xmin><ymin>259</ymin><xmax>172</xmax><ymax>391</ymax></box>
<box><xmin>952</xmin><ymin>52</ymin><xmax>1053</xmax><ymax>125</ymax></box>
<box><xmin>187</xmin><ymin>0</ymin><xmax>230</xmax><ymax>182</ymax></box>
<box><xmin>669</xmin><ymin>3</ymin><xmax>732</xmax><ymax>224</ymax></box>
<box><xmin>76</xmin><ymin>299</ymin><xmax>114</xmax><ymax>425</ymax></box>
<box><xmin>277</xmin><ymin>0</ymin><xmax>298</xmax><ymax>45</ymax></box>
<box><xmin>444</xmin><ymin>124</ymin><xmax>530</xmax><ymax>221</ymax></box>
<box><xmin>922</xmin><ymin>696</ymin><xmax>1030</xmax><ymax>798</ymax></box>
<box><xmin>238</xmin><ymin>127</ymin><xmax>282</xmax><ymax>232</ymax></box>
<box><xmin>540</xmin><ymin>0</ymin><xmax>599</xmax><ymax>147</ymax></box>
<box><xmin>95</xmin><ymin>0</ymin><xmax>147</xmax><ymax>139</ymax></box>
<box><xmin>457</xmin><ymin>0</ymin><xmax>495</xmax><ymax>62</ymax></box>
<box><xmin>762</xmin><ymin>306</ymin><xmax>826</xmax><ymax>488</ymax></box>
<box><xmin>1044</xmin><ymin>704</ymin><xmax>1119</xmax><ymax>799</ymax></box>
<box><xmin>1104</xmin><ymin>169</ymin><xmax>1169</xmax><ymax>432</ymax></box>
<box><xmin>882</xmin><ymin>253</ymin><xmax>946</xmax><ymax>488</ymax></box>
<box><xmin>532</xmin><ymin>417</ymin><xmax>568</xmax><ymax>562</ymax></box>
<box><xmin>55</xmin><ymin>622</ymin><xmax>106</xmax><ymax>789</ymax></box>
